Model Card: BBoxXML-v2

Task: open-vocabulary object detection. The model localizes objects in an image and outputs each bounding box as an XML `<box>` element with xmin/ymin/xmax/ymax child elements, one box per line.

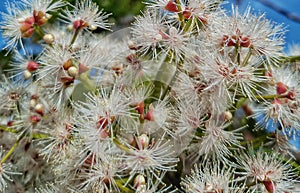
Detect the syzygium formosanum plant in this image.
<box><xmin>0</xmin><ymin>0</ymin><xmax>300</xmax><ymax>192</ymax></box>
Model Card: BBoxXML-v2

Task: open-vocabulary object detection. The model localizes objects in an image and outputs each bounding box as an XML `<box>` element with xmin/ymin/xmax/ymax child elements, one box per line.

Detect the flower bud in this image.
<box><xmin>128</xmin><ymin>40</ymin><xmax>137</xmax><ymax>50</ymax></box>
<box><xmin>68</xmin><ymin>66</ymin><xmax>78</xmax><ymax>77</ymax></box>
<box><xmin>67</xmin><ymin>24</ymin><xmax>74</xmax><ymax>31</ymax></box>
<box><xmin>223</xmin><ymin>111</ymin><xmax>232</xmax><ymax>121</ymax></box>
<box><xmin>73</xmin><ymin>19</ymin><xmax>88</xmax><ymax>29</ymax></box>
<box><xmin>30</xmin><ymin>115</ymin><xmax>41</xmax><ymax>124</ymax></box>
<box><xmin>30</xmin><ymin>99</ymin><xmax>37</xmax><ymax>109</ymax></box>
<box><xmin>276</xmin><ymin>82</ymin><xmax>288</xmax><ymax>95</ymax></box>
<box><xmin>88</xmin><ymin>24</ymin><xmax>97</xmax><ymax>31</ymax></box>
<box><xmin>144</xmin><ymin>104</ymin><xmax>155</xmax><ymax>121</ymax></box>
<box><xmin>134</xmin><ymin>174</ymin><xmax>146</xmax><ymax>188</ymax></box>
<box><xmin>165</xmin><ymin>0</ymin><xmax>178</xmax><ymax>12</ymax></box>
<box><xmin>263</xmin><ymin>180</ymin><xmax>275</xmax><ymax>193</ymax></box>
<box><xmin>138</xmin><ymin>134</ymin><xmax>149</xmax><ymax>149</ymax></box>
<box><xmin>23</xmin><ymin>70</ymin><xmax>32</xmax><ymax>79</ymax></box>
<box><xmin>34</xmin><ymin>103</ymin><xmax>44</xmax><ymax>115</ymax></box>
<box><xmin>27</xmin><ymin>61</ymin><xmax>39</xmax><ymax>72</ymax></box>
<box><xmin>63</xmin><ymin>59</ymin><xmax>72</xmax><ymax>70</ymax></box>
<box><xmin>43</xmin><ymin>33</ymin><xmax>55</xmax><ymax>44</ymax></box>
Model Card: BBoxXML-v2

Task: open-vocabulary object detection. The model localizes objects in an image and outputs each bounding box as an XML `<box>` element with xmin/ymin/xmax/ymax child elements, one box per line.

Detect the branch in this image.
<box><xmin>257</xmin><ymin>0</ymin><xmax>300</xmax><ymax>23</ymax></box>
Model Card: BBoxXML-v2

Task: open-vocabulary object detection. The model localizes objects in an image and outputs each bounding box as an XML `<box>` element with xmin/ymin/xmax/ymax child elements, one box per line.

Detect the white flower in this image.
<box><xmin>188</xmin><ymin>117</ymin><xmax>243</xmax><ymax>162</ymax></box>
<box><xmin>235</xmin><ymin>146</ymin><xmax>299</xmax><ymax>193</ymax></box>
<box><xmin>0</xmin><ymin>76</ymin><xmax>26</xmax><ymax>113</ymax></box>
<box><xmin>253</xmin><ymin>66</ymin><xmax>300</xmax><ymax>136</ymax></box>
<box><xmin>8</xmin><ymin>50</ymin><xmax>40</xmax><ymax>82</ymax></box>
<box><xmin>182</xmin><ymin>162</ymin><xmax>243</xmax><ymax>193</ymax></box>
<box><xmin>0</xmin><ymin>147</ymin><xmax>20</xmax><ymax>192</ymax></box>
<box><xmin>60</xmin><ymin>0</ymin><xmax>112</xmax><ymax>31</ymax></box>
<box><xmin>122</xmin><ymin>133</ymin><xmax>178</xmax><ymax>184</ymax></box>
<box><xmin>0</xmin><ymin>1</ymin><xmax>32</xmax><ymax>52</ymax></box>
<box><xmin>209</xmin><ymin>6</ymin><xmax>285</xmax><ymax>66</ymax></box>
<box><xmin>25</xmin><ymin>0</ymin><xmax>65</xmax><ymax>14</ymax></box>
<box><xmin>76</xmin><ymin>156</ymin><xmax>123</xmax><ymax>192</ymax></box>
<box><xmin>131</xmin><ymin>8</ymin><xmax>167</xmax><ymax>59</ymax></box>
<box><xmin>198</xmin><ymin>52</ymin><xmax>266</xmax><ymax>102</ymax></box>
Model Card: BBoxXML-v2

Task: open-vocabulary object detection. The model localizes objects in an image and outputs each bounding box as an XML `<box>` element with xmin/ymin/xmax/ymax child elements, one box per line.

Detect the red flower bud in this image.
<box><xmin>263</xmin><ymin>180</ymin><xmax>275</xmax><ymax>193</ymax></box>
<box><xmin>165</xmin><ymin>0</ymin><xmax>178</xmax><ymax>12</ymax></box>
<box><xmin>27</xmin><ymin>61</ymin><xmax>39</xmax><ymax>72</ymax></box>
<box><xmin>73</xmin><ymin>19</ymin><xmax>88</xmax><ymax>29</ymax></box>
<box><xmin>276</xmin><ymin>82</ymin><xmax>288</xmax><ymax>95</ymax></box>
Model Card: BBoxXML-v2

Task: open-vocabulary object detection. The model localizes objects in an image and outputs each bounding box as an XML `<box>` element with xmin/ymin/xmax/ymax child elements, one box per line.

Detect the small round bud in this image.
<box><xmin>138</xmin><ymin>134</ymin><xmax>149</xmax><ymax>149</ymax></box>
<box><xmin>154</xmin><ymin>33</ymin><xmax>163</xmax><ymax>41</ymax></box>
<box><xmin>30</xmin><ymin>99</ymin><xmax>37</xmax><ymax>108</ymax></box>
<box><xmin>24</xmin><ymin>70</ymin><xmax>32</xmax><ymax>79</ymax></box>
<box><xmin>34</xmin><ymin>103</ymin><xmax>44</xmax><ymax>115</ymax></box>
<box><xmin>68</xmin><ymin>66</ymin><xmax>78</xmax><ymax>77</ymax></box>
<box><xmin>67</xmin><ymin>24</ymin><xmax>74</xmax><ymax>31</ymax></box>
<box><xmin>223</xmin><ymin>111</ymin><xmax>232</xmax><ymax>121</ymax></box>
<box><xmin>128</xmin><ymin>40</ymin><xmax>137</xmax><ymax>50</ymax></box>
<box><xmin>88</xmin><ymin>24</ymin><xmax>97</xmax><ymax>31</ymax></box>
<box><xmin>43</xmin><ymin>33</ymin><xmax>55</xmax><ymax>44</ymax></box>
<box><xmin>134</xmin><ymin>174</ymin><xmax>146</xmax><ymax>188</ymax></box>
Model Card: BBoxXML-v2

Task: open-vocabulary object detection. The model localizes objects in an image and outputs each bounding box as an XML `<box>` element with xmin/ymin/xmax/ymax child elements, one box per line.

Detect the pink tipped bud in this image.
<box><xmin>134</xmin><ymin>174</ymin><xmax>146</xmax><ymax>188</ymax></box>
<box><xmin>165</xmin><ymin>0</ymin><xmax>178</xmax><ymax>12</ymax></box>
<box><xmin>30</xmin><ymin>115</ymin><xmax>41</xmax><ymax>124</ymax></box>
<box><xmin>134</xmin><ymin>101</ymin><xmax>144</xmax><ymax>115</ymax></box>
<box><xmin>183</xmin><ymin>8</ymin><xmax>192</xmax><ymax>19</ymax></box>
<box><xmin>27</xmin><ymin>61</ymin><xmax>39</xmax><ymax>72</ymax></box>
<box><xmin>73</xmin><ymin>19</ymin><xmax>88</xmax><ymax>29</ymax></box>
<box><xmin>33</xmin><ymin>10</ymin><xmax>48</xmax><ymax>26</ymax></box>
<box><xmin>144</xmin><ymin>110</ymin><xmax>154</xmax><ymax>121</ymax></box>
<box><xmin>21</xmin><ymin>27</ymin><xmax>35</xmax><ymax>38</ymax></box>
<box><xmin>276</xmin><ymin>82</ymin><xmax>288</xmax><ymax>95</ymax></box>
<box><xmin>240</xmin><ymin>36</ymin><xmax>251</xmax><ymax>47</ymax></box>
<box><xmin>138</xmin><ymin>134</ymin><xmax>149</xmax><ymax>149</ymax></box>
<box><xmin>25</xmin><ymin>16</ymin><xmax>35</xmax><ymax>25</ymax></box>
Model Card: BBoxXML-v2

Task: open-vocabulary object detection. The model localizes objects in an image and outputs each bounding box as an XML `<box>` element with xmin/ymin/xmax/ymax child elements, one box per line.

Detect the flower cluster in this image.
<box><xmin>0</xmin><ymin>0</ymin><xmax>299</xmax><ymax>192</ymax></box>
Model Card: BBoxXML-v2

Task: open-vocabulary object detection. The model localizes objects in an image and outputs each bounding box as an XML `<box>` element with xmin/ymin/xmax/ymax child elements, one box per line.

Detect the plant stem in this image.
<box><xmin>34</xmin><ymin>24</ymin><xmax>45</xmax><ymax>38</ymax></box>
<box><xmin>69</xmin><ymin>28</ymin><xmax>80</xmax><ymax>49</ymax></box>
<box><xmin>1</xmin><ymin>139</ymin><xmax>19</xmax><ymax>164</ymax></box>
<box><xmin>280</xmin><ymin>55</ymin><xmax>300</xmax><ymax>63</ymax></box>
<box><xmin>0</xmin><ymin>126</ymin><xmax>17</xmax><ymax>134</ymax></box>
<box><xmin>241</xmin><ymin>49</ymin><xmax>252</xmax><ymax>66</ymax></box>
<box><xmin>113</xmin><ymin>138</ymin><xmax>131</xmax><ymax>154</ymax></box>
<box><xmin>255</xmin><ymin>94</ymin><xmax>288</xmax><ymax>100</ymax></box>
<box><xmin>175</xmin><ymin>0</ymin><xmax>185</xmax><ymax>28</ymax></box>
<box><xmin>115</xmin><ymin>179</ymin><xmax>134</xmax><ymax>193</ymax></box>
<box><xmin>0</xmin><ymin>126</ymin><xmax>49</xmax><ymax>139</ymax></box>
